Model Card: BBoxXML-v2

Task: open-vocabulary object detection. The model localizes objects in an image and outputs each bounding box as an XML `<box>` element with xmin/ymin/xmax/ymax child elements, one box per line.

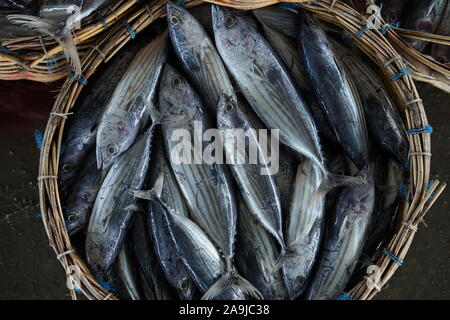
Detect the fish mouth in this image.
<box><xmin>96</xmin><ymin>149</ymin><xmax>103</xmax><ymax>169</ymax></box>
<box><xmin>211</xmin><ymin>4</ymin><xmax>225</xmax><ymax>31</ymax></box>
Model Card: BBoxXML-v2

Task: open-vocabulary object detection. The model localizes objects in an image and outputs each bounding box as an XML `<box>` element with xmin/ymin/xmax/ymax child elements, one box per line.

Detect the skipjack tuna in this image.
<box><xmin>61</xmin><ymin>3</ymin><xmax>412</xmax><ymax>300</ymax></box>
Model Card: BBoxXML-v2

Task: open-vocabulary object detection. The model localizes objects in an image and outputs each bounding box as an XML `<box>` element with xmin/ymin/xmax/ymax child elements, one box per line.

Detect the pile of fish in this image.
<box><xmin>59</xmin><ymin>3</ymin><xmax>408</xmax><ymax>300</ymax></box>
<box><xmin>379</xmin><ymin>0</ymin><xmax>450</xmax><ymax>63</ymax></box>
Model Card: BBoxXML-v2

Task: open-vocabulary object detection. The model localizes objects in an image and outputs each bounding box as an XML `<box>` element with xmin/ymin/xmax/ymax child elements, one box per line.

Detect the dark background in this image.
<box><xmin>0</xmin><ymin>79</ymin><xmax>448</xmax><ymax>300</ymax></box>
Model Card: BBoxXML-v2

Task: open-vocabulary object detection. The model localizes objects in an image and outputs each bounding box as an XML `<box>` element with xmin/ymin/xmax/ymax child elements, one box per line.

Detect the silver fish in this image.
<box><xmin>274</xmin><ymin>147</ymin><xmax>298</xmax><ymax>213</ymax></box>
<box><xmin>261</xmin><ymin>23</ymin><xmax>339</xmax><ymax>146</ymax></box>
<box><xmin>86</xmin><ymin>126</ymin><xmax>154</xmax><ymax>275</ymax></box>
<box><xmin>217</xmin><ymin>93</ymin><xmax>286</xmax><ymax>252</ymax></box>
<box><xmin>63</xmin><ymin>151</ymin><xmax>108</xmax><ymax>236</ymax></box>
<box><xmin>306</xmin><ymin>164</ymin><xmax>375</xmax><ymax>300</ymax></box>
<box><xmin>283</xmin><ymin>158</ymin><xmax>326</xmax><ymax>299</ymax></box>
<box><xmin>252</xmin><ymin>5</ymin><xmax>298</xmax><ymax>38</ymax></box>
<box><xmin>330</xmin><ymin>39</ymin><xmax>408</xmax><ymax>165</ymax></box>
<box><xmin>59</xmin><ymin>43</ymin><xmax>136</xmax><ymax>188</ymax></box>
<box><xmin>116</xmin><ymin>240</ymin><xmax>144</xmax><ymax>300</ymax></box>
<box><xmin>158</xmin><ymin>65</ymin><xmax>260</xmax><ymax>300</ymax></box>
<box><xmin>167</xmin><ymin>2</ymin><xmax>235</xmax><ymax>112</ymax></box>
<box><xmin>96</xmin><ymin>32</ymin><xmax>167</xmax><ymax>169</ymax></box>
<box><xmin>299</xmin><ymin>11</ymin><xmax>369</xmax><ymax>169</ymax></box>
<box><xmin>213</xmin><ymin>5</ymin><xmax>326</xmax><ymax>174</ymax></box>
<box><xmin>236</xmin><ymin>198</ymin><xmax>289</xmax><ymax>300</ymax></box>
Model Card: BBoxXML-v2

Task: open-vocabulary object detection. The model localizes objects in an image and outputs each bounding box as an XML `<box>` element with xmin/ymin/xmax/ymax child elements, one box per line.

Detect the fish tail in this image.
<box><xmin>201</xmin><ymin>269</ymin><xmax>263</xmax><ymax>300</ymax></box>
<box><xmin>7</xmin><ymin>14</ymin><xmax>82</xmax><ymax>77</ymax></box>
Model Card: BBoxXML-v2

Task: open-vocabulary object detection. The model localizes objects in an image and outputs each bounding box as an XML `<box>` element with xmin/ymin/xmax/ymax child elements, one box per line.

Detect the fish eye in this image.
<box><xmin>335</xmin><ymin>169</ymin><xmax>345</xmax><ymax>176</ymax></box>
<box><xmin>67</xmin><ymin>213</ymin><xmax>79</xmax><ymax>223</ymax></box>
<box><xmin>172</xmin><ymin>76</ymin><xmax>182</xmax><ymax>88</ymax></box>
<box><xmin>107</xmin><ymin>145</ymin><xmax>117</xmax><ymax>156</ymax></box>
<box><xmin>225</xmin><ymin>102</ymin><xmax>235</xmax><ymax>113</ymax></box>
<box><xmin>179</xmin><ymin>277</ymin><xmax>189</xmax><ymax>291</ymax></box>
<box><xmin>62</xmin><ymin>163</ymin><xmax>73</xmax><ymax>173</ymax></box>
<box><xmin>169</xmin><ymin>15</ymin><xmax>180</xmax><ymax>26</ymax></box>
<box><xmin>224</xmin><ymin>15</ymin><xmax>236</xmax><ymax>29</ymax></box>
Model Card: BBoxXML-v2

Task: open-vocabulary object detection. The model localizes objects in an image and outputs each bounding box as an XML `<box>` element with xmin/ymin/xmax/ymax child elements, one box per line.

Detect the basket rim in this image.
<box><xmin>37</xmin><ymin>0</ymin><xmax>446</xmax><ymax>300</ymax></box>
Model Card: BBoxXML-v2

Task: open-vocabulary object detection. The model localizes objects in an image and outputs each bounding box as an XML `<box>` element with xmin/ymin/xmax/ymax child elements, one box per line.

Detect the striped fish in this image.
<box><xmin>252</xmin><ymin>5</ymin><xmax>298</xmax><ymax>39</ymax></box>
<box><xmin>217</xmin><ymin>93</ymin><xmax>286</xmax><ymax>253</ymax></box>
<box><xmin>96</xmin><ymin>32</ymin><xmax>167</xmax><ymax>169</ymax></box>
<box><xmin>306</xmin><ymin>163</ymin><xmax>375</xmax><ymax>300</ymax></box>
<box><xmin>236</xmin><ymin>198</ymin><xmax>289</xmax><ymax>300</ymax></box>
<box><xmin>167</xmin><ymin>2</ymin><xmax>235</xmax><ymax>112</ymax></box>
<box><xmin>283</xmin><ymin>158</ymin><xmax>326</xmax><ymax>299</ymax></box>
<box><xmin>85</xmin><ymin>126</ymin><xmax>155</xmax><ymax>275</ymax></box>
<box><xmin>158</xmin><ymin>65</ymin><xmax>260</xmax><ymax>300</ymax></box>
<box><xmin>213</xmin><ymin>5</ymin><xmax>326</xmax><ymax>174</ymax></box>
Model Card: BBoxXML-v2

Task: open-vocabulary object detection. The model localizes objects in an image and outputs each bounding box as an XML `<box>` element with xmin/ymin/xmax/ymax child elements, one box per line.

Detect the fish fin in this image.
<box><xmin>201</xmin><ymin>270</ymin><xmax>263</xmax><ymax>300</ymax></box>
<box><xmin>271</xmin><ymin>249</ymin><xmax>288</xmax><ymax>273</ymax></box>
<box><xmin>7</xmin><ymin>14</ymin><xmax>82</xmax><ymax>76</ymax></box>
<box><xmin>123</xmin><ymin>203</ymin><xmax>143</xmax><ymax>212</ymax></box>
<box><xmin>310</xmin><ymin>172</ymin><xmax>367</xmax><ymax>205</ymax></box>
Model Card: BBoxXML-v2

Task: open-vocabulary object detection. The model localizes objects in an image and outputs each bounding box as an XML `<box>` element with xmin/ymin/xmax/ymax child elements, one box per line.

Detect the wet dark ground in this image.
<box><xmin>0</xmin><ymin>80</ymin><xmax>448</xmax><ymax>300</ymax></box>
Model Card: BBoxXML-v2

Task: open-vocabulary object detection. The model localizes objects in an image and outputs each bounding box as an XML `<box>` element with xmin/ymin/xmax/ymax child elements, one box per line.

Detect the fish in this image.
<box><xmin>305</xmin><ymin>163</ymin><xmax>375</xmax><ymax>300</ymax></box>
<box><xmin>130</xmin><ymin>213</ymin><xmax>176</xmax><ymax>300</ymax></box>
<box><xmin>252</xmin><ymin>5</ymin><xmax>298</xmax><ymax>39</ymax></box>
<box><xmin>63</xmin><ymin>151</ymin><xmax>108</xmax><ymax>236</ymax></box>
<box><xmin>402</xmin><ymin>0</ymin><xmax>447</xmax><ymax>52</ymax></box>
<box><xmin>167</xmin><ymin>2</ymin><xmax>235</xmax><ymax>112</ymax></box>
<box><xmin>85</xmin><ymin>126</ymin><xmax>155</xmax><ymax>275</ymax></box>
<box><xmin>213</xmin><ymin>5</ymin><xmax>325</xmax><ymax>173</ymax></box>
<box><xmin>132</xmin><ymin>149</ymin><xmax>196</xmax><ymax>300</ymax></box>
<box><xmin>431</xmin><ymin>1</ymin><xmax>450</xmax><ymax>63</ymax></box>
<box><xmin>274</xmin><ymin>147</ymin><xmax>298</xmax><ymax>213</ymax></box>
<box><xmin>115</xmin><ymin>239</ymin><xmax>144</xmax><ymax>300</ymax></box>
<box><xmin>158</xmin><ymin>64</ymin><xmax>260</xmax><ymax>300</ymax></box>
<box><xmin>379</xmin><ymin>0</ymin><xmax>408</xmax><ymax>23</ymax></box>
<box><xmin>260</xmin><ymin>23</ymin><xmax>339</xmax><ymax>146</ymax></box>
<box><xmin>150</xmin><ymin>180</ymin><xmax>261</xmax><ymax>301</ymax></box>
<box><xmin>96</xmin><ymin>32</ymin><xmax>167</xmax><ymax>169</ymax></box>
<box><xmin>236</xmin><ymin>198</ymin><xmax>289</xmax><ymax>300</ymax></box>
<box><xmin>330</xmin><ymin>39</ymin><xmax>409</xmax><ymax>166</ymax></box>
<box><xmin>8</xmin><ymin>0</ymin><xmax>112</xmax><ymax>75</ymax></box>
<box><xmin>298</xmin><ymin>10</ymin><xmax>369</xmax><ymax>169</ymax></box>
<box><xmin>59</xmin><ymin>41</ymin><xmax>137</xmax><ymax>189</ymax></box>
<box><xmin>217</xmin><ymin>93</ymin><xmax>286</xmax><ymax>253</ymax></box>
<box><xmin>283</xmin><ymin>158</ymin><xmax>326</xmax><ymax>299</ymax></box>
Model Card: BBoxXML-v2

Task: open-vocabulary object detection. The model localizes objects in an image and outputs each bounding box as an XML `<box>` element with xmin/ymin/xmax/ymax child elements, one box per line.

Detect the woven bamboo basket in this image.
<box><xmin>38</xmin><ymin>0</ymin><xmax>447</xmax><ymax>300</ymax></box>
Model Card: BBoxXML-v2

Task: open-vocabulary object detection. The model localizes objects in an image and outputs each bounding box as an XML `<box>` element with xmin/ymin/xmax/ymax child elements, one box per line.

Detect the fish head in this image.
<box><xmin>65</xmin><ymin>205</ymin><xmax>88</xmax><ymax>236</ymax></box>
<box><xmin>86</xmin><ymin>232</ymin><xmax>116</xmax><ymax>276</ymax></box>
<box><xmin>217</xmin><ymin>92</ymin><xmax>244</xmax><ymax>130</ymax></box>
<box><xmin>212</xmin><ymin>5</ymin><xmax>256</xmax><ymax>63</ymax></box>
<box><xmin>158</xmin><ymin>64</ymin><xmax>197</xmax><ymax>123</ymax></box>
<box><xmin>96</xmin><ymin>118</ymin><xmax>131</xmax><ymax>169</ymax></box>
<box><xmin>167</xmin><ymin>2</ymin><xmax>199</xmax><ymax>50</ymax></box>
<box><xmin>175</xmin><ymin>275</ymin><xmax>196</xmax><ymax>300</ymax></box>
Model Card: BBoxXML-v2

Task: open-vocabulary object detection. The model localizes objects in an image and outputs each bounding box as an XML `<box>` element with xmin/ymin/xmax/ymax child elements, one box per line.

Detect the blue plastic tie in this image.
<box><xmin>426</xmin><ymin>180</ymin><xmax>436</xmax><ymax>200</ymax></box>
<box><xmin>177</xmin><ymin>0</ymin><xmax>186</xmax><ymax>8</ymax></box>
<box><xmin>379</xmin><ymin>22</ymin><xmax>400</xmax><ymax>35</ymax></box>
<box><xmin>277</xmin><ymin>2</ymin><xmax>300</xmax><ymax>10</ymax></box>
<box><xmin>0</xmin><ymin>45</ymin><xmax>15</xmax><ymax>55</ymax></box>
<box><xmin>391</xmin><ymin>68</ymin><xmax>411</xmax><ymax>81</ymax></box>
<box><xmin>406</xmin><ymin>125</ymin><xmax>433</xmax><ymax>135</ymax></box>
<box><xmin>35</xmin><ymin>212</ymin><xmax>42</xmax><ymax>218</ymax></box>
<box><xmin>122</xmin><ymin>20</ymin><xmax>136</xmax><ymax>39</ymax></box>
<box><xmin>398</xmin><ymin>182</ymin><xmax>409</xmax><ymax>201</ymax></box>
<box><xmin>96</xmin><ymin>11</ymin><xmax>108</xmax><ymax>30</ymax></box>
<box><xmin>74</xmin><ymin>286</ymin><xmax>82</xmax><ymax>293</ymax></box>
<box><xmin>355</xmin><ymin>25</ymin><xmax>368</xmax><ymax>38</ymax></box>
<box><xmin>383</xmin><ymin>248</ymin><xmax>404</xmax><ymax>266</ymax></box>
<box><xmin>68</xmin><ymin>72</ymin><xmax>88</xmax><ymax>85</ymax></box>
<box><xmin>34</xmin><ymin>130</ymin><xmax>43</xmax><ymax>150</ymax></box>
<box><xmin>46</xmin><ymin>52</ymin><xmax>67</xmax><ymax>73</ymax></box>
<box><xmin>337</xmin><ymin>292</ymin><xmax>352</xmax><ymax>300</ymax></box>
<box><xmin>99</xmin><ymin>280</ymin><xmax>115</xmax><ymax>292</ymax></box>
